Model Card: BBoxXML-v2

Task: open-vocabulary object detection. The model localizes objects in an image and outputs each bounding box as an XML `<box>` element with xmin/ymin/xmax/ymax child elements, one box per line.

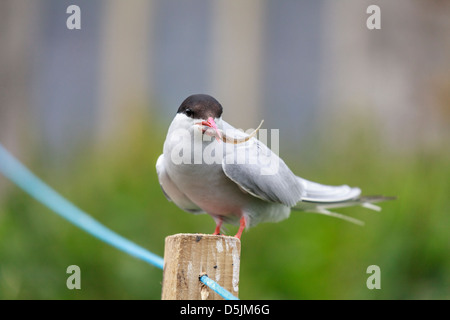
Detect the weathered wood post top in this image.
<box><xmin>161</xmin><ymin>233</ymin><xmax>241</xmax><ymax>300</ymax></box>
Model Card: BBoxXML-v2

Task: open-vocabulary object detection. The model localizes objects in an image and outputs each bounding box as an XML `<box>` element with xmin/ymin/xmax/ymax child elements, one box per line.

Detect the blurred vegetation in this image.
<box><xmin>0</xmin><ymin>110</ymin><xmax>449</xmax><ymax>300</ymax></box>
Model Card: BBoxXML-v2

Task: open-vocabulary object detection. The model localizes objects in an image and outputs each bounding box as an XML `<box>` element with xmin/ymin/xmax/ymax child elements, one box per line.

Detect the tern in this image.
<box><xmin>156</xmin><ymin>94</ymin><xmax>393</xmax><ymax>239</ymax></box>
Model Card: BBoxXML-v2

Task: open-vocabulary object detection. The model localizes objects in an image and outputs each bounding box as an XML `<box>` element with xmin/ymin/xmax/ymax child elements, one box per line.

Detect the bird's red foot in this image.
<box><xmin>234</xmin><ymin>217</ymin><xmax>246</xmax><ymax>239</ymax></box>
<box><xmin>213</xmin><ymin>219</ymin><xmax>223</xmax><ymax>235</ymax></box>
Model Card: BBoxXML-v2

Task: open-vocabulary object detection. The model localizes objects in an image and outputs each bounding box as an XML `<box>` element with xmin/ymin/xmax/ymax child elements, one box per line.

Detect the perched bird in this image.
<box><xmin>156</xmin><ymin>94</ymin><xmax>393</xmax><ymax>239</ymax></box>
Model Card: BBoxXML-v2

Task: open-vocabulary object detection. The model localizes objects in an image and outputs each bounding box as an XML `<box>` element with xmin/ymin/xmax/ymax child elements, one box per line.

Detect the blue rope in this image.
<box><xmin>0</xmin><ymin>144</ymin><xmax>239</xmax><ymax>300</ymax></box>
<box><xmin>0</xmin><ymin>144</ymin><xmax>164</xmax><ymax>269</ymax></box>
<box><xmin>200</xmin><ymin>275</ymin><xmax>239</xmax><ymax>300</ymax></box>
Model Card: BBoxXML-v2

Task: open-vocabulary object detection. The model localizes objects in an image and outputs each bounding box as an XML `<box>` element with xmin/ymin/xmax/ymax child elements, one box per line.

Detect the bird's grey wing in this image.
<box><xmin>156</xmin><ymin>154</ymin><xmax>203</xmax><ymax>214</ymax></box>
<box><xmin>294</xmin><ymin>177</ymin><xmax>395</xmax><ymax>225</ymax></box>
<box><xmin>298</xmin><ymin>178</ymin><xmax>361</xmax><ymax>202</ymax></box>
<box><xmin>220</xmin><ymin>130</ymin><xmax>304</xmax><ymax>207</ymax></box>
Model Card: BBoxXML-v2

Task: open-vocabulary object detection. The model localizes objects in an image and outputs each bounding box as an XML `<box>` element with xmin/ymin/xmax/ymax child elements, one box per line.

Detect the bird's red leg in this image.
<box><xmin>213</xmin><ymin>218</ymin><xmax>223</xmax><ymax>235</ymax></box>
<box><xmin>234</xmin><ymin>216</ymin><xmax>246</xmax><ymax>239</ymax></box>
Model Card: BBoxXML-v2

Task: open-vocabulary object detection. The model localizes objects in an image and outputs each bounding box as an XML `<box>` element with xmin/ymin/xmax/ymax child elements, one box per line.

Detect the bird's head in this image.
<box><xmin>176</xmin><ymin>94</ymin><xmax>223</xmax><ymax>142</ymax></box>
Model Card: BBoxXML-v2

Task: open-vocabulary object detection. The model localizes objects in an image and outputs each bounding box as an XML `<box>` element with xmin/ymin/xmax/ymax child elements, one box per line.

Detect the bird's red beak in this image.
<box><xmin>200</xmin><ymin>117</ymin><xmax>222</xmax><ymax>142</ymax></box>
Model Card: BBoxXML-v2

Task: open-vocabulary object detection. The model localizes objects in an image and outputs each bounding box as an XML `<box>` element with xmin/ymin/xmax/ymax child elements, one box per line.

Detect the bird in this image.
<box><xmin>156</xmin><ymin>94</ymin><xmax>394</xmax><ymax>239</ymax></box>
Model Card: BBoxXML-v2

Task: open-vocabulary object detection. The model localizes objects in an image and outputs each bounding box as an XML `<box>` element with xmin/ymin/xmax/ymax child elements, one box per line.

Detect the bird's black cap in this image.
<box><xmin>177</xmin><ymin>94</ymin><xmax>223</xmax><ymax>120</ymax></box>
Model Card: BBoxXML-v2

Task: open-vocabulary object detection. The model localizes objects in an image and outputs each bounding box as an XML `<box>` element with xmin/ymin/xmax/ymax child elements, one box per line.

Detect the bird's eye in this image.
<box><xmin>185</xmin><ymin>108</ymin><xmax>193</xmax><ymax>117</ymax></box>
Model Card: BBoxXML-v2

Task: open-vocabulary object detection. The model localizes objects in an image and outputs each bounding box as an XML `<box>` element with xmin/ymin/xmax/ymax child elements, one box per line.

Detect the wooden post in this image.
<box><xmin>161</xmin><ymin>233</ymin><xmax>241</xmax><ymax>300</ymax></box>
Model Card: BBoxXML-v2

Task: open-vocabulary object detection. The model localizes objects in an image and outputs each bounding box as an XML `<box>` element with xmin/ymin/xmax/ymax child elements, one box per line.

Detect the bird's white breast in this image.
<box><xmin>162</xmin><ymin>115</ymin><xmax>249</xmax><ymax>218</ymax></box>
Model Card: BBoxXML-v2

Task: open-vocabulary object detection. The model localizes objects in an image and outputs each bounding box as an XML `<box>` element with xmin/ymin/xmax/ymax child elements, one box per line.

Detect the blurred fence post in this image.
<box><xmin>161</xmin><ymin>233</ymin><xmax>240</xmax><ymax>300</ymax></box>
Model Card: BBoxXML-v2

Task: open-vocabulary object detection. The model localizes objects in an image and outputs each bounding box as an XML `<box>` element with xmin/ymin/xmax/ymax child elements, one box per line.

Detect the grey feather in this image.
<box><xmin>221</xmin><ymin>138</ymin><xmax>303</xmax><ymax>207</ymax></box>
<box><xmin>297</xmin><ymin>177</ymin><xmax>362</xmax><ymax>202</ymax></box>
<box><xmin>156</xmin><ymin>154</ymin><xmax>204</xmax><ymax>214</ymax></box>
<box><xmin>294</xmin><ymin>195</ymin><xmax>396</xmax><ymax>225</ymax></box>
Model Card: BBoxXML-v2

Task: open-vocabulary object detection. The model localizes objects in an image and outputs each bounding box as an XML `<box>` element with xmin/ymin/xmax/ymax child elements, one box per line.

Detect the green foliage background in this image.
<box><xmin>0</xmin><ymin>112</ymin><xmax>449</xmax><ymax>299</ymax></box>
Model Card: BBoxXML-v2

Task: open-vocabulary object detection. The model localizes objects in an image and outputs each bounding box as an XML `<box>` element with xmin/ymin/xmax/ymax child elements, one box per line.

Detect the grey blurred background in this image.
<box><xmin>0</xmin><ymin>0</ymin><xmax>449</xmax><ymax>299</ymax></box>
<box><xmin>2</xmin><ymin>0</ymin><xmax>448</xmax><ymax>159</ymax></box>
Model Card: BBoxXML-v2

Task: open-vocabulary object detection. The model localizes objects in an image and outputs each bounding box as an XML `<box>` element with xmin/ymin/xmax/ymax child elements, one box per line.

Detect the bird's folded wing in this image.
<box><xmin>220</xmin><ymin>123</ymin><xmax>303</xmax><ymax>207</ymax></box>
<box><xmin>298</xmin><ymin>177</ymin><xmax>361</xmax><ymax>203</ymax></box>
